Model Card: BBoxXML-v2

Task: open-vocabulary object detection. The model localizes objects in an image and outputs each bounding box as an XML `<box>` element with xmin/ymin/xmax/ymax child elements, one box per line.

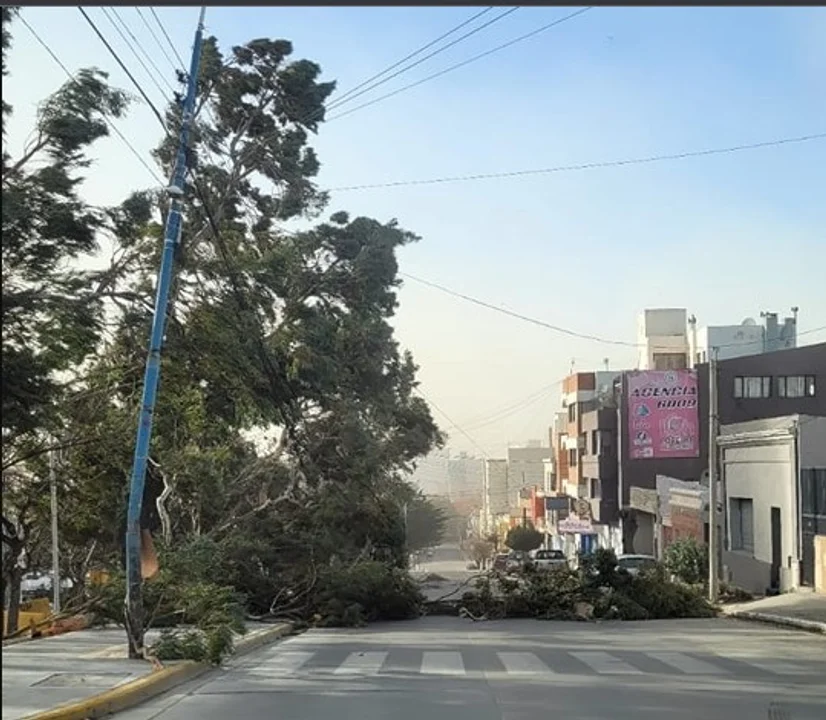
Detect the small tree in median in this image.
<box><xmin>505</xmin><ymin>525</ymin><xmax>543</xmax><ymax>554</ymax></box>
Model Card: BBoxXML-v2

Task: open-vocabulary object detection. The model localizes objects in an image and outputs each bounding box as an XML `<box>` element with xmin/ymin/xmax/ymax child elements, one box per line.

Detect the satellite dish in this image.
<box><xmin>741</xmin><ymin>317</ymin><xmax>757</xmax><ymax>326</ymax></box>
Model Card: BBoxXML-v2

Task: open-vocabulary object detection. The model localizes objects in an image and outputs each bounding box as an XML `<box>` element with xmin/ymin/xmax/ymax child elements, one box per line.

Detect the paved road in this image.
<box><xmin>114</xmin><ymin>616</ymin><xmax>826</xmax><ymax>720</ymax></box>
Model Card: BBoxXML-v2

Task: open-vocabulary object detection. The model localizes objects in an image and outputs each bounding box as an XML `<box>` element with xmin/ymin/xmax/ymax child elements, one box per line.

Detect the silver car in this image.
<box><xmin>531</xmin><ymin>549</ymin><xmax>568</xmax><ymax>571</ymax></box>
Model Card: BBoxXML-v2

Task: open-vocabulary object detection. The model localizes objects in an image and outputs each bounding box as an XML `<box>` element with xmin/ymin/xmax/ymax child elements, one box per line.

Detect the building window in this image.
<box><xmin>729</xmin><ymin>498</ymin><xmax>754</xmax><ymax>553</ymax></box>
<box><xmin>568</xmin><ymin>403</ymin><xmax>577</xmax><ymax>422</ymax></box>
<box><xmin>590</xmin><ymin>478</ymin><xmax>601</xmax><ymax>500</ymax></box>
<box><xmin>568</xmin><ymin>449</ymin><xmax>577</xmax><ymax>467</ymax></box>
<box><xmin>696</xmin><ymin>351</ymin><xmax>707</xmax><ymax>365</ymax></box>
<box><xmin>778</xmin><ymin>375</ymin><xmax>816</xmax><ymax>398</ymax></box>
<box><xmin>653</xmin><ymin>352</ymin><xmax>688</xmax><ymax>371</ymax></box>
<box><xmin>733</xmin><ymin>376</ymin><xmax>771</xmax><ymax>399</ymax></box>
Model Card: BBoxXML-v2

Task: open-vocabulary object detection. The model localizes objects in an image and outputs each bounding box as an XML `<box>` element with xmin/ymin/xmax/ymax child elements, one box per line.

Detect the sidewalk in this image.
<box><xmin>1</xmin><ymin>622</ymin><xmax>292</xmax><ymax>720</ymax></box>
<box><xmin>721</xmin><ymin>592</ymin><xmax>826</xmax><ymax>634</ymax></box>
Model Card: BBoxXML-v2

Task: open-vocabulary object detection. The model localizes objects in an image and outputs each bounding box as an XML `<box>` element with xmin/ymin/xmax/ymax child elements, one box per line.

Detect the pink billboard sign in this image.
<box><xmin>626</xmin><ymin>370</ymin><xmax>699</xmax><ymax>460</ymax></box>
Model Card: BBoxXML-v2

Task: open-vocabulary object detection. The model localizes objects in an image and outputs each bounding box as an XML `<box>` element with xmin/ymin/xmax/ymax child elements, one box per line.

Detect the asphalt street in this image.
<box><xmin>112</xmin><ymin>615</ymin><xmax>826</xmax><ymax>720</ymax></box>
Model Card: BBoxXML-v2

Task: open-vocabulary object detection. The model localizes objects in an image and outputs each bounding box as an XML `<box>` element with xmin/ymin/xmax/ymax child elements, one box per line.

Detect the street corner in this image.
<box><xmin>19</xmin><ymin>661</ymin><xmax>209</xmax><ymax>720</ymax></box>
<box><xmin>233</xmin><ymin>622</ymin><xmax>296</xmax><ymax>656</ymax></box>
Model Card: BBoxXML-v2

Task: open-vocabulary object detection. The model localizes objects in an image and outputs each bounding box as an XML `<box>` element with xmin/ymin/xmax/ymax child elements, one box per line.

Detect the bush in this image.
<box><xmin>663</xmin><ymin>538</ymin><xmax>708</xmax><ymax>585</ymax></box>
<box><xmin>84</xmin><ymin>539</ymin><xmax>247</xmax><ymax>664</ymax></box>
<box><xmin>312</xmin><ymin>560</ymin><xmax>424</xmax><ymax>627</ymax></box>
<box><xmin>450</xmin><ymin>547</ymin><xmax>717</xmax><ymax>623</ymax></box>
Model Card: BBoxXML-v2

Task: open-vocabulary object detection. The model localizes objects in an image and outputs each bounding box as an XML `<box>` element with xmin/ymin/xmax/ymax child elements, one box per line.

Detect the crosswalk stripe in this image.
<box><xmin>262</xmin><ymin>651</ymin><xmax>314</xmax><ymax>675</ymax></box>
<box><xmin>570</xmin><ymin>651</ymin><xmax>644</xmax><ymax>675</ymax></box>
<box><xmin>722</xmin><ymin>655</ymin><xmax>809</xmax><ymax>676</ymax></box>
<box><xmin>646</xmin><ymin>651</ymin><xmax>726</xmax><ymax>675</ymax></box>
<box><xmin>497</xmin><ymin>652</ymin><xmax>554</xmax><ymax>675</ymax></box>
<box><xmin>421</xmin><ymin>651</ymin><xmax>465</xmax><ymax>676</ymax></box>
<box><xmin>334</xmin><ymin>651</ymin><xmax>388</xmax><ymax>676</ymax></box>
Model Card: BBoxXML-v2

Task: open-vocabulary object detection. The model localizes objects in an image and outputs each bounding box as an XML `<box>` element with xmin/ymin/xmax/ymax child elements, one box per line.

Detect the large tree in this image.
<box><xmin>27</xmin><ymin>28</ymin><xmax>443</xmax><ymax>645</ymax></box>
<box><xmin>1</xmin><ymin>8</ymin><xmax>143</xmax><ymax>633</ymax></box>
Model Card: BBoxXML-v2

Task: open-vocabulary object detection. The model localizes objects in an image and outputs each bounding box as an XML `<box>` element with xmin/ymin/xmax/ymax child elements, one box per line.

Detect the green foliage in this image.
<box><xmin>505</xmin><ymin>525</ymin><xmax>543</xmax><ymax>553</ymax></box>
<box><xmin>2</xmin><ymin>20</ymin><xmax>443</xmax><ymax>642</ymax></box>
<box><xmin>664</xmin><ymin>538</ymin><xmax>708</xmax><ymax>585</ymax></box>
<box><xmin>2</xmin><ymin>9</ymin><xmax>132</xmax><ymax>442</ymax></box>
<box><xmin>455</xmin><ymin>548</ymin><xmax>716</xmax><ymax>622</ymax></box>
<box><xmin>312</xmin><ymin>560</ymin><xmax>424</xmax><ymax>627</ymax></box>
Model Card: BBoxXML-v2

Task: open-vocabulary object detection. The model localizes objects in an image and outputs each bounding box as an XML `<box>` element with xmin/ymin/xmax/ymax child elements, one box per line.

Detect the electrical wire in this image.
<box><xmin>326</xmin><ymin>7</ymin><xmax>593</xmax><ymax>122</ymax></box>
<box><xmin>135</xmin><ymin>7</ymin><xmax>179</xmax><ymax>73</ymax></box>
<box><xmin>149</xmin><ymin>6</ymin><xmax>187</xmax><ymax>70</ymax></box>
<box><xmin>103</xmin><ymin>6</ymin><xmax>176</xmax><ymax>96</ymax></box>
<box><xmin>415</xmin><ymin>387</ymin><xmax>490</xmax><ymax>459</ymax></box>
<box><xmin>329</xmin><ymin>132</ymin><xmax>826</xmax><ymax>192</ymax></box>
<box><xmin>402</xmin><ymin>271</ymin><xmax>826</xmax><ymax>351</ymax></box>
<box><xmin>14</xmin><ymin>11</ymin><xmax>164</xmax><ymax>186</ymax></box>
<box><xmin>326</xmin><ymin>6</ymin><xmax>495</xmax><ymax>111</ymax></box>
<box><xmin>324</xmin><ymin>7</ymin><xmax>519</xmax><ymax>114</ymax></box>
<box><xmin>77</xmin><ymin>7</ymin><xmax>168</xmax><ymax>131</ymax></box>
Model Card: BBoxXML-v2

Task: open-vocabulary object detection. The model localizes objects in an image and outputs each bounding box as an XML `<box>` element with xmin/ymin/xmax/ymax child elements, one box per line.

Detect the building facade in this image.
<box><xmin>719</xmin><ymin>415</ymin><xmax>826</xmax><ymax>594</ymax></box>
<box><xmin>620</xmin><ymin>342</ymin><xmax>825</xmax><ymax>555</ymax></box>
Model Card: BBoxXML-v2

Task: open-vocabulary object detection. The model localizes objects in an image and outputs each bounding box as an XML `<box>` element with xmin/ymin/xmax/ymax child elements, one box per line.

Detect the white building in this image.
<box><xmin>637</xmin><ymin>308</ymin><xmax>798</xmax><ymax>370</ymax></box>
<box><xmin>483</xmin><ymin>459</ymin><xmax>509</xmax><ymax>531</ymax></box>
<box><xmin>719</xmin><ymin>415</ymin><xmax>826</xmax><ymax>595</ymax></box>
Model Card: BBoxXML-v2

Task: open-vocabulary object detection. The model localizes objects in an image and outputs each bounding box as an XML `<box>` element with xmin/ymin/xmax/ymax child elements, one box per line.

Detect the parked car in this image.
<box><xmin>492</xmin><ymin>553</ymin><xmax>509</xmax><ymax>572</ymax></box>
<box><xmin>531</xmin><ymin>549</ymin><xmax>568</xmax><ymax>571</ymax></box>
<box><xmin>505</xmin><ymin>550</ymin><xmax>528</xmax><ymax>573</ymax></box>
<box><xmin>616</xmin><ymin>554</ymin><xmax>658</xmax><ymax>576</ymax></box>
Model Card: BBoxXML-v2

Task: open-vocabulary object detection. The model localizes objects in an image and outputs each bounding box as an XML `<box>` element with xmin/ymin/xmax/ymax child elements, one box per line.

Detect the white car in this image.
<box><xmin>616</xmin><ymin>554</ymin><xmax>658</xmax><ymax>576</ymax></box>
<box><xmin>531</xmin><ymin>549</ymin><xmax>568</xmax><ymax>571</ymax></box>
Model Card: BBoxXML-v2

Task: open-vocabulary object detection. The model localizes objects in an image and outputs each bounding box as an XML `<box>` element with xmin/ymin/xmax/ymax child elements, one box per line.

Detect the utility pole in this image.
<box><xmin>49</xmin><ymin>446</ymin><xmax>60</xmax><ymax>614</ymax></box>
<box><xmin>708</xmin><ymin>347</ymin><xmax>720</xmax><ymax>603</ymax></box>
<box><xmin>124</xmin><ymin>7</ymin><xmax>207</xmax><ymax>659</ymax></box>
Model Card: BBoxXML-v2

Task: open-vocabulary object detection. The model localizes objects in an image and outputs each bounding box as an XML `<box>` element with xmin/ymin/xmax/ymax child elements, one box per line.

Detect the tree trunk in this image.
<box><xmin>5</xmin><ymin>568</ymin><xmax>23</xmax><ymax>636</ymax></box>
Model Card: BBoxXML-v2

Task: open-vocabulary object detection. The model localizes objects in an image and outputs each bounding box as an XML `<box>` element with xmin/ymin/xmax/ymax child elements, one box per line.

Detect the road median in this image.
<box><xmin>20</xmin><ymin>622</ymin><xmax>294</xmax><ymax>720</ymax></box>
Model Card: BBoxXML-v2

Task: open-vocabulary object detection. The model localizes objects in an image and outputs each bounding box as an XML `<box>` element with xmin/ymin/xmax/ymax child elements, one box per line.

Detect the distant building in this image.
<box><xmin>637</xmin><ymin>307</ymin><xmax>799</xmax><ymax>370</ymax></box>
<box><xmin>507</xmin><ymin>444</ymin><xmax>550</xmax><ymax>497</ymax></box>
<box><xmin>483</xmin><ymin>459</ymin><xmax>509</xmax><ymax>531</ymax></box>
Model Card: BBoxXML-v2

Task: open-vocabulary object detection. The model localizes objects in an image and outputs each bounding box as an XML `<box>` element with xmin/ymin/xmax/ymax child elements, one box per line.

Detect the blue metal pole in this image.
<box><xmin>124</xmin><ymin>7</ymin><xmax>207</xmax><ymax>658</ymax></box>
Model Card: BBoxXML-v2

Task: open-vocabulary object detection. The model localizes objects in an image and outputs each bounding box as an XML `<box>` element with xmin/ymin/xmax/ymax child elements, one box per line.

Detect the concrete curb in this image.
<box><xmin>20</xmin><ymin>622</ymin><xmax>294</xmax><ymax>720</ymax></box>
<box><xmin>729</xmin><ymin>611</ymin><xmax>826</xmax><ymax>635</ymax></box>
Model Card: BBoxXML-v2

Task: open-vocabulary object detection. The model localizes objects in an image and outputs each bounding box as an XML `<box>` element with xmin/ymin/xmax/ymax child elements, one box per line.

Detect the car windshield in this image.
<box><xmin>620</xmin><ymin>557</ymin><xmax>656</xmax><ymax>570</ymax></box>
<box><xmin>537</xmin><ymin>551</ymin><xmax>565</xmax><ymax>560</ymax></box>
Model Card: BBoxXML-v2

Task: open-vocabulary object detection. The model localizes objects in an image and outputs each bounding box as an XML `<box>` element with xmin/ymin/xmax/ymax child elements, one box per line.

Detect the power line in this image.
<box><xmin>78</xmin><ymin>7</ymin><xmax>168</xmax><ymax>131</ymax></box>
<box><xmin>106</xmin><ymin>6</ymin><xmax>177</xmax><ymax>94</ymax></box>
<box><xmin>326</xmin><ymin>7</ymin><xmax>593</xmax><ymax>122</ymax></box>
<box><xmin>328</xmin><ymin>6</ymin><xmax>494</xmax><ymax>110</ymax></box>
<box><xmin>402</xmin><ymin>272</ymin><xmax>826</xmax><ymax>351</ymax></box>
<box><xmin>149</xmin><ymin>7</ymin><xmax>187</xmax><ymax>70</ymax></box>
<box><xmin>325</xmin><ymin>7</ymin><xmax>519</xmax><ymax>114</ymax></box>
<box><xmin>15</xmin><ymin>11</ymin><xmax>164</xmax><ymax>186</ymax></box>
<box><xmin>330</xmin><ymin>132</ymin><xmax>826</xmax><ymax>191</ymax></box>
<box><xmin>415</xmin><ymin>388</ymin><xmax>489</xmax><ymax>459</ymax></box>
<box><xmin>135</xmin><ymin>7</ymin><xmax>179</xmax><ymax>73</ymax></box>
<box><xmin>402</xmin><ymin>272</ymin><xmax>637</xmax><ymax>347</ymax></box>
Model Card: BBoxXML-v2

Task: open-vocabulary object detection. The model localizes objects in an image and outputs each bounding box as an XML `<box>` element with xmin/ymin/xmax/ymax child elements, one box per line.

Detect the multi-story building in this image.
<box><xmin>482</xmin><ymin>458</ymin><xmax>508</xmax><ymax>532</ymax></box>
<box><xmin>637</xmin><ymin>307</ymin><xmax>798</xmax><ymax>370</ymax></box>
<box><xmin>620</xmin><ymin>341</ymin><xmax>826</xmax><ymax>558</ymax></box>
<box><xmin>507</xmin><ymin>444</ymin><xmax>550</xmax><ymax>496</ymax></box>
<box><xmin>560</xmin><ymin>371</ymin><xmax>621</xmax><ymax>499</ymax></box>
<box><xmin>581</xmin><ymin>405</ymin><xmax>619</xmax><ymax>527</ymax></box>
<box><xmin>447</xmin><ymin>451</ymin><xmax>484</xmax><ymax>505</ymax></box>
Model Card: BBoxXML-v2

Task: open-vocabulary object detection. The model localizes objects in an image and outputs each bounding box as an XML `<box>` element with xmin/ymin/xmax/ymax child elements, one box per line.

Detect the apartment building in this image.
<box><xmin>620</xmin><ymin>341</ymin><xmax>826</xmax><ymax>555</ymax></box>
<box><xmin>637</xmin><ymin>307</ymin><xmax>798</xmax><ymax>370</ymax></box>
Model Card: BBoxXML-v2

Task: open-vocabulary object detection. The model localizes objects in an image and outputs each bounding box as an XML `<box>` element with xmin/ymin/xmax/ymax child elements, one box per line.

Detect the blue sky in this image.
<box><xmin>5</xmin><ymin>6</ymin><xmax>825</xmax><ymax>457</ymax></box>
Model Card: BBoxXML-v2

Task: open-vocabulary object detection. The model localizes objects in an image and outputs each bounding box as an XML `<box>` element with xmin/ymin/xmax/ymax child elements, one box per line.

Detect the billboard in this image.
<box><xmin>626</xmin><ymin>369</ymin><xmax>699</xmax><ymax>460</ymax></box>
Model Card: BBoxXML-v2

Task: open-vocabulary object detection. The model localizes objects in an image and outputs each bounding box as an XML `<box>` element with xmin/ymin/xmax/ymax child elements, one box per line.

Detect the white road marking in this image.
<box><xmin>646</xmin><ymin>651</ymin><xmax>727</xmax><ymax>675</ymax></box>
<box><xmin>570</xmin><ymin>651</ymin><xmax>644</xmax><ymax>675</ymax></box>
<box><xmin>260</xmin><ymin>651</ymin><xmax>314</xmax><ymax>675</ymax></box>
<box><xmin>420</xmin><ymin>651</ymin><xmax>465</xmax><ymax>676</ymax></box>
<box><xmin>334</xmin><ymin>651</ymin><xmax>388</xmax><ymax>676</ymax></box>
<box><xmin>722</xmin><ymin>655</ymin><xmax>811</xmax><ymax>676</ymax></box>
<box><xmin>497</xmin><ymin>652</ymin><xmax>554</xmax><ymax>675</ymax></box>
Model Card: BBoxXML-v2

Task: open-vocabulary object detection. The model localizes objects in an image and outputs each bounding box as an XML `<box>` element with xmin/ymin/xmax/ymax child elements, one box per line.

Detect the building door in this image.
<box><xmin>770</xmin><ymin>507</ymin><xmax>782</xmax><ymax>590</ymax></box>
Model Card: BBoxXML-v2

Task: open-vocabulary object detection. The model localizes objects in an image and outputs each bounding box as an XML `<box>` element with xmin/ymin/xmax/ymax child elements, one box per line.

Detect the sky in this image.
<box><xmin>4</xmin><ymin>6</ymin><xmax>825</xmax><ymax>460</ymax></box>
